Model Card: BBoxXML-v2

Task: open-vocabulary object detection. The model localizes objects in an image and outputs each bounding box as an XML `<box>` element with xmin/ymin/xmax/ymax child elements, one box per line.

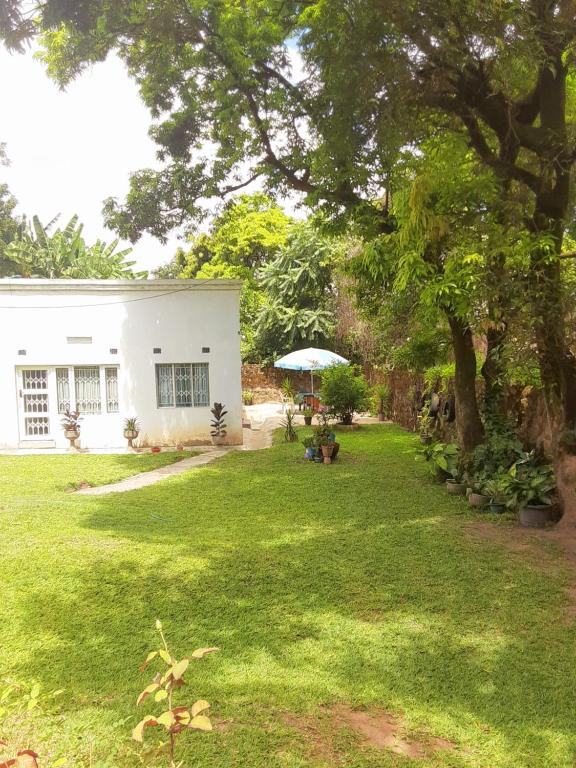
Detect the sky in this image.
<box><xmin>0</xmin><ymin>46</ymin><xmax>187</xmax><ymax>273</ymax></box>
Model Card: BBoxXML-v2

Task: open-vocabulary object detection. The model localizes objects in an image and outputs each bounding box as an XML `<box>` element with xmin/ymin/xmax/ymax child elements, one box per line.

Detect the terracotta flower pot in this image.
<box><xmin>468</xmin><ymin>492</ymin><xmax>489</xmax><ymax>508</ymax></box>
<box><xmin>304</xmin><ymin>416</ymin><xmax>312</xmax><ymax>426</ymax></box>
<box><xmin>321</xmin><ymin>444</ymin><xmax>334</xmax><ymax>464</ymax></box>
<box><xmin>446</xmin><ymin>480</ymin><xmax>466</xmax><ymax>495</ymax></box>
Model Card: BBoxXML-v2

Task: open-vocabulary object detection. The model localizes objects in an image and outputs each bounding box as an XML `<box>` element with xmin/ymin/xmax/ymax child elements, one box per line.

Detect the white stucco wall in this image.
<box><xmin>0</xmin><ymin>279</ymin><xmax>243</xmax><ymax>449</ymax></box>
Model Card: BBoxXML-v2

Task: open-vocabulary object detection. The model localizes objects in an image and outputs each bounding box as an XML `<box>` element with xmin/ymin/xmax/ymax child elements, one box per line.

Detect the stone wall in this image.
<box><xmin>242</xmin><ymin>365</ymin><xmax>551</xmax><ymax>448</ymax></box>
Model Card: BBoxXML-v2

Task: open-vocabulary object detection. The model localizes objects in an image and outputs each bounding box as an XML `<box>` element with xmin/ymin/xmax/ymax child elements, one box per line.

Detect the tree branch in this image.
<box><xmin>219</xmin><ymin>171</ymin><xmax>263</xmax><ymax>196</ymax></box>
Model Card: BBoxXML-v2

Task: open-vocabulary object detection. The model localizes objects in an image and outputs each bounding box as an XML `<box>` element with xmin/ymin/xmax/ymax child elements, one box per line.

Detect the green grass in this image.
<box><xmin>0</xmin><ymin>427</ymin><xmax>574</xmax><ymax>767</ymax></box>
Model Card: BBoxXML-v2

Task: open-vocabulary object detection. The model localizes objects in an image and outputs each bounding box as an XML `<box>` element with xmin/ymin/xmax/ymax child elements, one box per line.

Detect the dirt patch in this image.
<box><xmin>465</xmin><ymin>520</ymin><xmax>560</xmax><ymax>565</ymax></box>
<box><xmin>281</xmin><ymin>705</ymin><xmax>457</xmax><ymax>762</ymax></box>
<box><xmin>465</xmin><ymin>519</ymin><xmax>576</xmax><ymax>625</ymax></box>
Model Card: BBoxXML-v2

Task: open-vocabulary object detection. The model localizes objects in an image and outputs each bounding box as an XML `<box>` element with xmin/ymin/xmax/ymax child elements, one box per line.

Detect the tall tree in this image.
<box><xmin>156</xmin><ymin>193</ymin><xmax>292</xmax><ymax>360</ymax></box>
<box><xmin>0</xmin><ymin>144</ymin><xmax>24</xmax><ymax>276</ymax></box>
<box><xmin>255</xmin><ymin>221</ymin><xmax>338</xmax><ymax>361</ymax></box>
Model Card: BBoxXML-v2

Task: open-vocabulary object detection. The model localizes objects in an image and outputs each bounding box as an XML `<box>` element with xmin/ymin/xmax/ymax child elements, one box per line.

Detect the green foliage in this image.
<box><xmin>506</xmin><ymin>458</ymin><xmax>556</xmax><ymax>510</ymax></box>
<box><xmin>0</xmin><ymin>145</ymin><xmax>25</xmax><ymax>277</ymax></box>
<box><xmin>133</xmin><ymin>619</ymin><xmax>217</xmax><ymax>766</ymax></box>
<box><xmin>280</xmin><ymin>409</ymin><xmax>298</xmax><ymax>443</ymax></box>
<box><xmin>483</xmin><ymin>475</ymin><xmax>513</xmax><ymax>506</ymax></box>
<box><xmin>280</xmin><ymin>378</ymin><xmax>295</xmax><ymax>401</ymax></box>
<box><xmin>242</xmin><ymin>391</ymin><xmax>254</xmax><ymax>406</ymax></box>
<box><xmin>254</xmin><ymin>222</ymin><xmax>338</xmax><ymax>361</ymax></box>
<box><xmin>372</xmin><ymin>384</ymin><xmax>390</xmax><ymax>415</ymax></box>
<box><xmin>123</xmin><ymin>417</ymin><xmax>140</xmax><ymax>433</ymax></box>
<box><xmin>319</xmin><ymin>364</ymin><xmax>370</xmax><ymax>425</ymax></box>
<box><xmin>5</xmin><ymin>214</ymin><xmax>145</xmax><ymax>279</ymax></box>
<box><xmin>390</xmin><ymin>327</ymin><xmax>452</xmax><ymax>373</ymax></box>
<box><xmin>419</xmin><ymin>441</ymin><xmax>461</xmax><ymax>481</ymax></box>
<box><xmin>423</xmin><ymin>363</ymin><xmax>456</xmax><ymax>394</ymax></box>
<box><xmin>469</xmin><ymin>423</ymin><xmax>524</xmax><ymax>481</ymax></box>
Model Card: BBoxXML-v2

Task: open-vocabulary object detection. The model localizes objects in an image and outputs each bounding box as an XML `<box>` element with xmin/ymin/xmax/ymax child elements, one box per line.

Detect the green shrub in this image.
<box><xmin>320</xmin><ymin>364</ymin><xmax>370</xmax><ymax>424</ymax></box>
<box><xmin>372</xmin><ymin>384</ymin><xmax>391</xmax><ymax>416</ymax></box>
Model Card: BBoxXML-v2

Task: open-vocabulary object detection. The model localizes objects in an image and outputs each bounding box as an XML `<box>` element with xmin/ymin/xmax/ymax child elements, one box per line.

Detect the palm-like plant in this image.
<box><xmin>5</xmin><ymin>214</ymin><xmax>147</xmax><ymax>279</ymax></box>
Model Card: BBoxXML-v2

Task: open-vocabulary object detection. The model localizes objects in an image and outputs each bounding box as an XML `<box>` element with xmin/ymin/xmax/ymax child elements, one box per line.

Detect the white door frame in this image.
<box><xmin>16</xmin><ymin>367</ymin><xmax>56</xmax><ymax>442</ymax></box>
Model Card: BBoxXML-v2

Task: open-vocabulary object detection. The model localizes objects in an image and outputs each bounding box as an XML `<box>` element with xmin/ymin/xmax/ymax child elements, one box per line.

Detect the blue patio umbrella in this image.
<box><xmin>274</xmin><ymin>347</ymin><xmax>349</xmax><ymax>395</ymax></box>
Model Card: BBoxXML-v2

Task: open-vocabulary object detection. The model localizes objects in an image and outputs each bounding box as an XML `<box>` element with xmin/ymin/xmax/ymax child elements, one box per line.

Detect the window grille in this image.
<box><xmin>25</xmin><ymin>417</ymin><xmax>49</xmax><ymax>436</ymax></box>
<box><xmin>56</xmin><ymin>368</ymin><xmax>71</xmax><ymax>413</ymax></box>
<box><xmin>175</xmin><ymin>364</ymin><xmax>193</xmax><ymax>407</ymax></box>
<box><xmin>74</xmin><ymin>367</ymin><xmax>101</xmax><ymax>414</ymax></box>
<box><xmin>156</xmin><ymin>364</ymin><xmax>174</xmax><ymax>407</ymax></box>
<box><xmin>155</xmin><ymin>364</ymin><xmax>210</xmax><ymax>408</ymax></box>
<box><xmin>24</xmin><ymin>394</ymin><xmax>49</xmax><ymax>414</ymax></box>
<box><xmin>105</xmin><ymin>368</ymin><xmax>119</xmax><ymax>413</ymax></box>
<box><xmin>23</xmin><ymin>370</ymin><xmax>47</xmax><ymax>390</ymax></box>
<box><xmin>192</xmin><ymin>363</ymin><xmax>210</xmax><ymax>406</ymax></box>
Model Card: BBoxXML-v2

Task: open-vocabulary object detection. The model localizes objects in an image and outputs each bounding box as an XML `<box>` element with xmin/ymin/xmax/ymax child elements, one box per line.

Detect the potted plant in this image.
<box><xmin>61</xmin><ymin>409</ymin><xmax>82</xmax><ymax>449</ymax></box>
<box><xmin>446</xmin><ymin>467</ymin><xmax>466</xmax><ymax>495</ymax></box>
<box><xmin>281</xmin><ymin>409</ymin><xmax>298</xmax><ymax>442</ymax></box>
<box><xmin>302</xmin><ymin>435</ymin><xmax>316</xmax><ymax>460</ymax></box>
<box><xmin>303</xmin><ymin>407</ymin><xmax>314</xmax><ymax>426</ymax></box>
<box><xmin>210</xmin><ymin>402</ymin><xmax>228</xmax><ymax>446</ymax></box>
<box><xmin>319</xmin><ymin>363</ymin><xmax>370</xmax><ymax>426</ymax></box>
<box><xmin>483</xmin><ymin>475</ymin><xmax>511</xmax><ymax>514</ymax></box>
<box><xmin>242</xmin><ymin>391</ymin><xmax>254</xmax><ymax>406</ymax></box>
<box><xmin>315</xmin><ymin>408</ymin><xmax>340</xmax><ymax>460</ymax></box>
<box><xmin>319</xmin><ymin>439</ymin><xmax>334</xmax><ymax>464</ymax></box>
<box><xmin>419</xmin><ymin>441</ymin><xmax>459</xmax><ymax>483</ymax></box>
<box><xmin>372</xmin><ymin>384</ymin><xmax>390</xmax><ymax>422</ymax></box>
<box><xmin>123</xmin><ymin>416</ymin><xmax>140</xmax><ymax>449</ymax></box>
<box><xmin>468</xmin><ymin>477</ymin><xmax>490</xmax><ymax>508</ymax></box>
<box><xmin>506</xmin><ymin>459</ymin><xmax>557</xmax><ymax>528</ymax></box>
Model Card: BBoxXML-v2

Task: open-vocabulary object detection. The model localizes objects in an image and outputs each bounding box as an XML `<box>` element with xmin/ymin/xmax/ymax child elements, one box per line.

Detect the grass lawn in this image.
<box><xmin>0</xmin><ymin>427</ymin><xmax>574</xmax><ymax>767</ymax></box>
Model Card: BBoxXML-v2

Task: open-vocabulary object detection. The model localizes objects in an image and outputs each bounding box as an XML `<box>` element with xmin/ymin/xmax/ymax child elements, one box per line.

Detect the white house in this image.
<box><xmin>0</xmin><ymin>279</ymin><xmax>243</xmax><ymax>450</ymax></box>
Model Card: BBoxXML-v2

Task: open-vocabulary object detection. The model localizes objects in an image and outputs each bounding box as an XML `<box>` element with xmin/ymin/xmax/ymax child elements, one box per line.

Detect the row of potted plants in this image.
<box><xmin>62</xmin><ymin>410</ymin><xmax>141</xmax><ymax>448</ymax></box>
<box><xmin>421</xmin><ymin>439</ymin><xmax>558</xmax><ymax>528</ymax></box>
<box><xmin>61</xmin><ymin>402</ymin><xmax>229</xmax><ymax>450</ymax></box>
<box><xmin>300</xmin><ymin>410</ymin><xmax>340</xmax><ymax>464</ymax></box>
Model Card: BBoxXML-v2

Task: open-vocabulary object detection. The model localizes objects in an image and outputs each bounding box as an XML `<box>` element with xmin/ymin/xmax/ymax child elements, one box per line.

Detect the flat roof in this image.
<box><xmin>0</xmin><ymin>278</ymin><xmax>242</xmax><ymax>293</ymax></box>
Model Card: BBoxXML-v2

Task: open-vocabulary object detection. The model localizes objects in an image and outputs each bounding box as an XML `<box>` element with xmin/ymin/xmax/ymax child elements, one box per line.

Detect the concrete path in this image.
<box><xmin>77</xmin><ymin>411</ymin><xmax>283</xmax><ymax>496</ymax></box>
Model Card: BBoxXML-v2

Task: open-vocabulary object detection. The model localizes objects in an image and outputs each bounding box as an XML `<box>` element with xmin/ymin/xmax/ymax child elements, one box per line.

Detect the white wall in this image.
<box><xmin>0</xmin><ymin>280</ymin><xmax>243</xmax><ymax>449</ymax></box>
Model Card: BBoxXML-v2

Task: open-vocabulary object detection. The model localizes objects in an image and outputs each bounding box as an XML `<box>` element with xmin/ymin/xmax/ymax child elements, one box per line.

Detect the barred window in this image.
<box><xmin>56</xmin><ymin>368</ymin><xmax>71</xmax><ymax>413</ymax></box>
<box><xmin>175</xmin><ymin>364</ymin><xmax>192</xmax><ymax>407</ymax></box>
<box><xmin>105</xmin><ymin>368</ymin><xmax>119</xmax><ymax>413</ymax></box>
<box><xmin>192</xmin><ymin>363</ymin><xmax>209</xmax><ymax>406</ymax></box>
<box><xmin>156</xmin><ymin>364</ymin><xmax>209</xmax><ymax>408</ymax></box>
<box><xmin>156</xmin><ymin>364</ymin><xmax>174</xmax><ymax>407</ymax></box>
<box><xmin>74</xmin><ymin>367</ymin><xmax>101</xmax><ymax>414</ymax></box>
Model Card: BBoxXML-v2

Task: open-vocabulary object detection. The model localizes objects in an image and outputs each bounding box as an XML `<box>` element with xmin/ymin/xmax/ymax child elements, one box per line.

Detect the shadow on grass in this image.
<box><xmin>6</xmin><ymin>426</ymin><xmax>576</xmax><ymax>766</ymax></box>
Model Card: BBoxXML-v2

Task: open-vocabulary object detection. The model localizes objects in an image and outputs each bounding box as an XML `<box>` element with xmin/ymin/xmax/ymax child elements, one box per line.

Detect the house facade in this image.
<box><xmin>0</xmin><ymin>279</ymin><xmax>243</xmax><ymax>450</ymax></box>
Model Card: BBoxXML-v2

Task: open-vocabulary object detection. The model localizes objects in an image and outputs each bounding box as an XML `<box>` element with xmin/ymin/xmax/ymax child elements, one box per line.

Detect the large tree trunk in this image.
<box><xmin>447</xmin><ymin>313</ymin><xmax>484</xmax><ymax>453</ymax></box>
<box><xmin>528</xmin><ymin>60</ymin><xmax>576</xmax><ymax>528</ymax></box>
